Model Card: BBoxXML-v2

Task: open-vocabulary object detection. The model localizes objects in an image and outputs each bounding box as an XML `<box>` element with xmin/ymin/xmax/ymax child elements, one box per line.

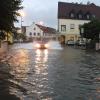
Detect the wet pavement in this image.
<box><xmin>0</xmin><ymin>42</ymin><xmax>100</xmax><ymax>100</ymax></box>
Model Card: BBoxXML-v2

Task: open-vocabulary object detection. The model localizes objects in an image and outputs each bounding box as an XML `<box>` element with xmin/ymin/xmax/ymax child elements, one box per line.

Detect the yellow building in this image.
<box><xmin>5</xmin><ymin>32</ymin><xmax>13</xmax><ymax>44</ymax></box>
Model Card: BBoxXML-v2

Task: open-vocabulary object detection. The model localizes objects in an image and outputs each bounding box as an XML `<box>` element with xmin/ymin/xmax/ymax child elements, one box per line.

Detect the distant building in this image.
<box><xmin>26</xmin><ymin>22</ymin><xmax>57</xmax><ymax>40</ymax></box>
<box><xmin>58</xmin><ymin>2</ymin><xmax>100</xmax><ymax>44</ymax></box>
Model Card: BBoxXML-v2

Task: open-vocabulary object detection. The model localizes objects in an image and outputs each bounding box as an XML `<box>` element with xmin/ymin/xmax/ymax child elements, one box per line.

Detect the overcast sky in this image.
<box><xmin>15</xmin><ymin>0</ymin><xmax>100</xmax><ymax>29</ymax></box>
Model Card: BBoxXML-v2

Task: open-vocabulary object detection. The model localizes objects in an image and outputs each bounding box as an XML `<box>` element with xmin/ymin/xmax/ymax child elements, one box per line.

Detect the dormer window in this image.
<box><xmin>79</xmin><ymin>14</ymin><xmax>82</xmax><ymax>19</ymax></box>
<box><xmin>85</xmin><ymin>12</ymin><xmax>91</xmax><ymax>20</ymax></box>
<box><xmin>69</xmin><ymin>9</ymin><xmax>75</xmax><ymax>18</ymax></box>
<box><xmin>70</xmin><ymin>13</ymin><xmax>74</xmax><ymax>18</ymax></box>
<box><xmin>86</xmin><ymin>15</ymin><xmax>90</xmax><ymax>19</ymax></box>
<box><xmin>77</xmin><ymin>10</ymin><xmax>83</xmax><ymax>19</ymax></box>
<box><xmin>92</xmin><ymin>14</ymin><xmax>95</xmax><ymax>18</ymax></box>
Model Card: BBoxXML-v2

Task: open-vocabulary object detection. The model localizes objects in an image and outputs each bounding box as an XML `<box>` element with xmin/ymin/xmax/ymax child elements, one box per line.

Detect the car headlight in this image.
<box><xmin>36</xmin><ymin>44</ymin><xmax>40</xmax><ymax>48</ymax></box>
<box><xmin>45</xmin><ymin>44</ymin><xmax>48</xmax><ymax>48</ymax></box>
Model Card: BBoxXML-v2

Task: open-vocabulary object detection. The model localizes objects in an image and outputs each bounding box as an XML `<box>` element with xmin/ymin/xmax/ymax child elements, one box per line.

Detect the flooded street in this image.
<box><xmin>0</xmin><ymin>41</ymin><xmax>100</xmax><ymax>100</ymax></box>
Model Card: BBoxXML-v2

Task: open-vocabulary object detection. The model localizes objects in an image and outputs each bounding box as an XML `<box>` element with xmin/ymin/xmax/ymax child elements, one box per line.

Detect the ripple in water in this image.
<box><xmin>47</xmin><ymin>41</ymin><xmax>62</xmax><ymax>50</ymax></box>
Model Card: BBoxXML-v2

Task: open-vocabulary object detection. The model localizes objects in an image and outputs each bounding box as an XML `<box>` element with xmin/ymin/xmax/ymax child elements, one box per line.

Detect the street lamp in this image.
<box><xmin>80</xmin><ymin>27</ymin><xmax>84</xmax><ymax>41</ymax></box>
<box><xmin>19</xmin><ymin>10</ymin><xmax>25</xmax><ymax>33</ymax></box>
<box><xmin>20</xmin><ymin>16</ymin><xmax>23</xmax><ymax>33</ymax></box>
<box><xmin>80</xmin><ymin>27</ymin><xmax>86</xmax><ymax>48</ymax></box>
<box><xmin>96</xmin><ymin>32</ymin><xmax>100</xmax><ymax>50</ymax></box>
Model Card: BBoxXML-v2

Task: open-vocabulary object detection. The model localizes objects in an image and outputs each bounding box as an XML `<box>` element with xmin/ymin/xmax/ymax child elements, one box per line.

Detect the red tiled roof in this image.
<box><xmin>36</xmin><ymin>24</ymin><xmax>56</xmax><ymax>34</ymax></box>
<box><xmin>58</xmin><ymin>2</ymin><xmax>100</xmax><ymax>20</ymax></box>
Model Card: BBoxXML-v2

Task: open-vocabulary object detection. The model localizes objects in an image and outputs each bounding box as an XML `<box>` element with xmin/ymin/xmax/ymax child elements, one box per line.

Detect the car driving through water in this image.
<box><xmin>35</xmin><ymin>41</ymin><xmax>49</xmax><ymax>49</ymax></box>
<box><xmin>34</xmin><ymin>37</ymin><xmax>49</xmax><ymax>49</ymax></box>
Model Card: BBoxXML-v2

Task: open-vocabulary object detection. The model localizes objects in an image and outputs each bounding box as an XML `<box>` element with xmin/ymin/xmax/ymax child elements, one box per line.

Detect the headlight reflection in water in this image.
<box><xmin>6</xmin><ymin>49</ymin><xmax>30</xmax><ymax>99</ymax></box>
<box><xmin>34</xmin><ymin>49</ymin><xmax>53</xmax><ymax>100</ymax></box>
<box><xmin>35</xmin><ymin>49</ymin><xmax>48</xmax><ymax>75</ymax></box>
<box><xmin>9</xmin><ymin>49</ymin><xmax>30</xmax><ymax>79</ymax></box>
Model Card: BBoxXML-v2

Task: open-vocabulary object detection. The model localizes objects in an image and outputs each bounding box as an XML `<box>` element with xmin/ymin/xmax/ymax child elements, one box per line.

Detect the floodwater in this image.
<box><xmin>0</xmin><ymin>41</ymin><xmax>100</xmax><ymax>100</ymax></box>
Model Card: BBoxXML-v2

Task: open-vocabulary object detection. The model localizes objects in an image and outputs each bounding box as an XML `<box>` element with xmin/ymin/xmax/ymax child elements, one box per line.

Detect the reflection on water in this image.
<box><xmin>35</xmin><ymin>49</ymin><xmax>48</xmax><ymax>62</ymax></box>
<box><xmin>31</xmin><ymin>49</ymin><xmax>53</xmax><ymax>99</ymax></box>
<box><xmin>35</xmin><ymin>49</ymin><xmax>48</xmax><ymax>75</ymax></box>
<box><xmin>9</xmin><ymin>49</ymin><xmax>30</xmax><ymax>79</ymax></box>
<box><xmin>1</xmin><ymin>43</ymin><xmax>100</xmax><ymax>100</ymax></box>
<box><xmin>47</xmin><ymin>41</ymin><xmax>62</xmax><ymax>50</ymax></box>
<box><xmin>0</xmin><ymin>49</ymin><xmax>30</xmax><ymax>100</ymax></box>
<box><xmin>9</xmin><ymin>49</ymin><xmax>30</xmax><ymax>99</ymax></box>
<box><xmin>75</xmin><ymin>52</ymin><xmax>100</xmax><ymax>100</ymax></box>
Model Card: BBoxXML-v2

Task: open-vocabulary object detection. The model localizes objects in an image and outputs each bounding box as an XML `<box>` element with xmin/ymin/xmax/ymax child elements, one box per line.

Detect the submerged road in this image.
<box><xmin>0</xmin><ymin>42</ymin><xmax>100</xmax><ymax>100</ymax></box>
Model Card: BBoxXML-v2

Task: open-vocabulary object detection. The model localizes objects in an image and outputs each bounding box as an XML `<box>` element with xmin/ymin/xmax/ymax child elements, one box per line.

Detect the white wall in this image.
<box><xmin>58</xmin><ymin>19</ymin><xmax>90</xmax><ymax>35</ymax></box>
<box><xmin>26</xmin><ymin>23</ymin><xmax>43</xmax><ymax>37</ymax></box>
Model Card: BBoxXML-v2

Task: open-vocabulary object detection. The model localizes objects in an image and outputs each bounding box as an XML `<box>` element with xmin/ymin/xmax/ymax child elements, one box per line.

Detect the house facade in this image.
<box><xmin>58</xmin><ymin>2</ymin><xmax>100</xmax><ymax>44</ymax></box>
<box><xmin>26</xmin><ymin>22</ymin><xmax>57</xmax><ymax>41</ymax></box>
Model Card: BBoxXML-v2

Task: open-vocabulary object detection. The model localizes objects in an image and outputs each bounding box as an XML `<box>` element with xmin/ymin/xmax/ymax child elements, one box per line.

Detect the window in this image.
<box><xmin>77</xmin><ymin>10</ymin><xmax>83</xmax><ymax>19</ymax></box>
<box><xmin>34</xmin><ymin>32</ymin><xmax>36</xmax><ymax>36</ymax></box>
<box><xmin>37</xmin><ymin>33</ymin><xmax>40</xmax><ymax>36</ymax></box>
<box><xmin>70</xmin><ymin>13</ymin><xmax>74</xmax><ymax>18</ymax></box>
<box><xmin>61</xmin><ymin>25</ymin><xmax>66</xmax><ymax>32</ymax></box>
<box><xmin>34</xmin><ymin>27</ymin><xmax>36</xmax><ymax>30</ymax></box>
<box><xmin>29</xmin><ymin>32</ymin><xmax>32</xmax><ymax>36</ymax></box>
<box><xmin>70</xmin><ymin>24</ymin><xmax>75</xmax><ymax>29</ymax></box>
<box><xmin>43</xmin><ymin>33</ymin><xmax>45</xmax><ymax>36</ymax></box>
<box><xmin>92</xmin><ymin>14</ymin><xmax>95</xmax><ymax>18</ymax></box>
<box><xmin>70</xmin><ymin>9</ymin><xmax>75</xmax><ymax>18</ymax></box>
<box><xmin>87</xmin><ymin>15</ymin><xmax>90</xmax><ymax>19</ymax></box>
<box><xmin>79</xmin><ymin>14</ymin><xmax>82</xmax><ymax>19</ymax></box>
<box><xmin>85</xmin><ymin>12</ymin><xmax>91</xmax><ymax>20</ymax></box>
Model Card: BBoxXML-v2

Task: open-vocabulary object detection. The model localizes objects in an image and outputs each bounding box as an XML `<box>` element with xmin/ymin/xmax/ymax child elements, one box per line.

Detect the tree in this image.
<box><xmin>0</xmin><ymin>0</ymin><xmax>22</xmax><ymax>33</ymax></box>
<box><xmin>81</xmin><ymin>19</ymin><xmax>100</xmax><ymax>42</ymax></box>
<box><xmin>80</xmin><ymin>19</ymin><xmax>100</xmax><ymax>49</ymax></box>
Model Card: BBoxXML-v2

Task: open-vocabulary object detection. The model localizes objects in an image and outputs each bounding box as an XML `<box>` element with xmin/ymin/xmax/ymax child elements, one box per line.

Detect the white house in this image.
<box><xmin>26</xmin><ymin>22</ymin><xmax>57</xmax><ymax>40</ymax></box>
<box><xmin>58</xmin><ymin>2</ymin><xmax>100</xmax><ymax>44</ymax></box>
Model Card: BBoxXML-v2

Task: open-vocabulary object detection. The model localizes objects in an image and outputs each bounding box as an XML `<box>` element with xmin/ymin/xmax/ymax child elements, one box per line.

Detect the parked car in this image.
<box><xmin>75</xmin><ymin>40</ymin><xmax>86</xmax><ymax>46</ymax></box>
<box><xmin>79</xmin><ymin>40</ymin><xmax>86</xmax><ymax>46</ymax></box>
<box><xmin>66</xmin><ymin>40</ymin><xmax>75</xmax><ymax>46</ymax></box>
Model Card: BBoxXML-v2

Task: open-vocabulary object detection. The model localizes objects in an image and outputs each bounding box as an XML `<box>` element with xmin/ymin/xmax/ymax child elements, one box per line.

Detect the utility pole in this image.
<box><xmin>79</xmin><ymin>25</ymin><xmax>83</xmax><ymax>41</ymax></box>
<box><xmin>21</xmin><ymin>16</ymin><xmax>23</xmax><ymax>33</ymax></box>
